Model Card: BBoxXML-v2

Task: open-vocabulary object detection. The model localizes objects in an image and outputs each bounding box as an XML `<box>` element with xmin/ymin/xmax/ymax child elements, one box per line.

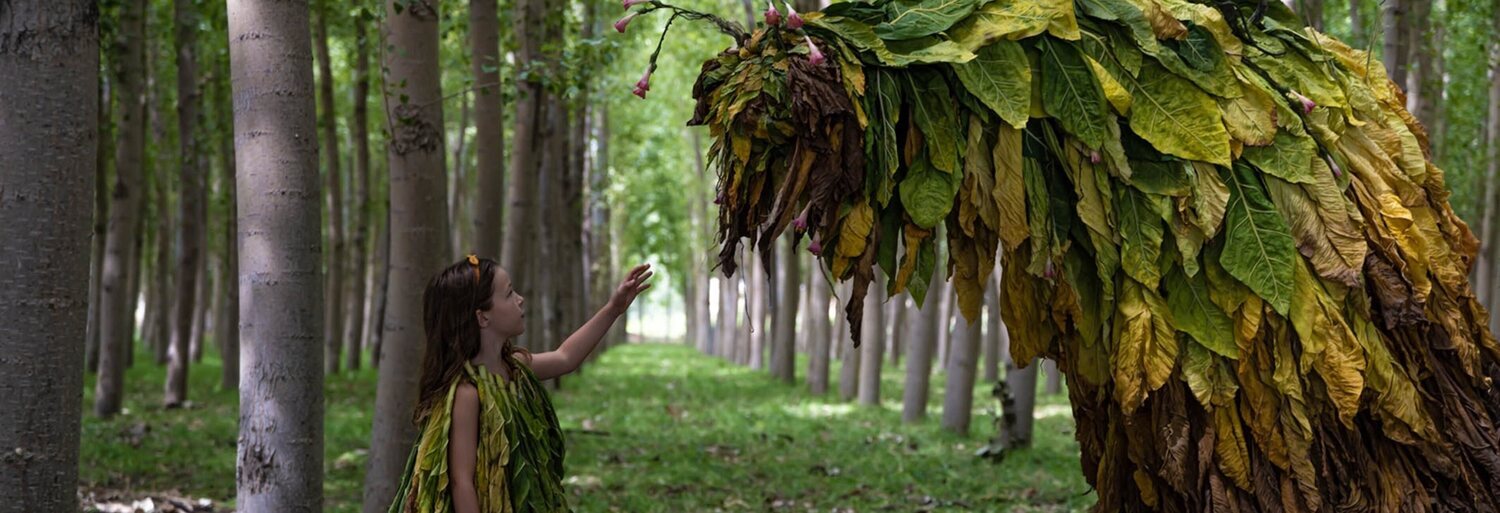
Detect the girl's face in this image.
<box><xmin>479</xmin><ymin>268</ymin><xmax>526</xmax><ymax>338</ymax></box>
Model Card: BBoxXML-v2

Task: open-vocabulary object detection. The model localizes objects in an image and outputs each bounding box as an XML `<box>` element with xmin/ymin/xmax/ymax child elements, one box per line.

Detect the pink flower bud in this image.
<box><xmin>1043</xmin><ymin>261</ymin><xmax>1056</xmax><ymax>279</ymax></box>
<box><xmin>635</xmin><ymin>70</ymin><xmax>652</xmax><ymax>92</ymax></box>
<box><xmin>632</xmin><ymin>86</ymin><xmax>647</xmax><ymax>99</ymax></box>
<box><xmin>804</xmin><ymin>36</ymin><xmax>824</xmax><ymax>66</ymax></box>
<box><xmin>785</xmin><ymin>4</ymin><xmax>804</xmax><ymax>29</ymax></box>
<box><xmin>792</xmin><ymin>205</ymin><xmax>811</xmax><ymax>231</ymax></box>
<box><xmin>765</xmin><ymin>2</ymin><xmax>782</xmax><ymax>26</ymax></box>
<box><xmin>1291</xmin><ymin>90</ymin><xmax>1315</xmax><ymax>114</ymax></box>
<box><xmin>807</xmin><ymin>236</ymin><xmax>823</xmax><ymax>255</ymax></box>
<box><xmin>614</xmin><ymin>13</ymin><xmax>638</xmax><ymax>33</ymax></box>
<box><xmin>714</xmin><ymin>191</ymin><xmax>725</xmax><ymax>205</ymax></box>
<box><xmin>622</xmin><ymin>0</ymin><xmax>649</xmax><ymax>8</ymax></box>
<box><xmin>1325</xmin><ymin>155</ymin><xmax>1342</xmax><ymax>178</ymax></box>
<box><xmin>1089</xmin><ymin>151</ymin><xmax>1101</xmax><ymax>165</ymax></box>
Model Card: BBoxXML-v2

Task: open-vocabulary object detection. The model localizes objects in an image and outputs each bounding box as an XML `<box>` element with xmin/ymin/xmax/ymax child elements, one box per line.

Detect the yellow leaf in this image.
<box><xmin>993</xmin><ymin>125</ymin><xmax>1029</xmax><ymax>250</ymax></box>
<box><xmin>1219</xmin><ymin>77</ymin><xmax>1277</xmax><ymax>147</ymax></box>
<box><xmin>1087</xmin><ymin>55</ymin><xmax>1132</xmax><ymax>115</ymax></box>
<box><xmin>1287</xmin><ymin>261</ymin><xmax>1365</xmax><ymax>428</ymax></box>
<box><xmin>1214</xmin><ymin>402</ymin><xmax>1251</xmax><ymax>490</ymax></box>
<box><xmin>1129</xmin><ymin>0</ymin><xmax>1186</xmax><ymax>39</ymax></box>
<box><xmin>836</xmin><ymin>200</ymin><xmax>875</xmax><ymax>259</ymax></box>
<box><xmin>1111</xmin><ymin>278</ymin><xmax>1178</xmax><ymax>414</ymax></box>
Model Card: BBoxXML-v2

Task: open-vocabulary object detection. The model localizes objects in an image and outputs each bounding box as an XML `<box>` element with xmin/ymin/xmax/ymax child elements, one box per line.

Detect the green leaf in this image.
<box><xmin>1242</xmin><ymin>130</ymin><xmax>1319</xmax><ymax>185</ymax></box>
<box><xmin>1220</xmin><ymin>163</ymin><xmax>1297</xmax><ymax>316</ymax></box>
<box><xmin>907</xmin><ymin>236</ymin><xmax>938</xmax><ymax>306</ymax></box>
<box><xmin>808</xmin><ymin>15</ymin><xmax>976</xmax><ymax>67</ymax></box>
<box><xmin>1117</xmin><ymin>184</ymin><xmax>1165</xmax><ymax>289</ymax></box>
<box><xmin>946</xmin><ymin>0</ymin><xmax>1054</xmax><ymax>50</ymax></box>
<box><xmin>899</xmin><ymin>156</ymin><xmax>960</xmax><ymax>228</ymax></box>
<box><xmin>904</xmin><ymin>69</ymin><xmax>962</xmax><ymax>174</ymax></box>
<box><xmin>865</xmin><ymin>68</ymin><xmax>902</xmax><ymax>205</ymax></box>
<box><xmin>1167</xmin><ymin>23</ymin><xmax>1222</xmax><ymax>72</ymax></box>
<box><xmin>1121</xmin><ymin>59</ymin><xmax>1232</xmax><ymax>166</ymax></box>
<box><xmin>1128</xmin><ymin>159</ymin><xmax>1192</xmax><ymax>196</ymax></box>
<box><xmin>951</xmin><ymin>41</ymin><xmax>1031</xmax><ymax>129</ymax></box>
<box><xmin>1165</xmin><ymin>265</ymin><xmax>1237</xmax><ymax>358</ymax></box>
<box><xmin>1039</xmin><ymin>38</ymin><xmax>1110</xmax><ymax>149</ymax></box>
<box><xmin>875</xmin><ymin>0</ymin><xmax>986</xmax><ymax>40</ymax></box>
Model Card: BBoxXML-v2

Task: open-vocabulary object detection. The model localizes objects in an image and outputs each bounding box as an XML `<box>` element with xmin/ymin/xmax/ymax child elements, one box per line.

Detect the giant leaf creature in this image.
<box><xmin>622</xmin><ymin>0</ymin><xmax>1500</xmax><ymax>510</ymax></box>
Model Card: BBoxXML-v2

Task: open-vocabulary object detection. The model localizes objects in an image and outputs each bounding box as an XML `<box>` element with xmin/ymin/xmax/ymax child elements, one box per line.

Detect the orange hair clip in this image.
<box><xmin>466</xmin><ymin>254</ymin><xmax>480</xmax><ymax>282</ymax></box>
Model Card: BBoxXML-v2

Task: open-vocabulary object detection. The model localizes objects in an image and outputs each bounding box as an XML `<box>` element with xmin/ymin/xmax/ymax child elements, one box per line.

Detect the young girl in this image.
<box><xmin>388</xmin><ymin>255</ymin><xmax>653</xmax><ymax>513</ymax></box>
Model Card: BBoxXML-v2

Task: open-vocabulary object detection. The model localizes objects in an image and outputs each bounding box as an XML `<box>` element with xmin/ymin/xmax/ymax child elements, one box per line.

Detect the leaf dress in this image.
<box><xmin>388</xmin><ymin>355</ymin><xmax>570</xmax><ymax>513</ymax></box>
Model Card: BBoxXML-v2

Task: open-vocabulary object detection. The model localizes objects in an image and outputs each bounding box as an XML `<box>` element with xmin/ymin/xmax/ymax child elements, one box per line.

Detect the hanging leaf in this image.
<box><xmin>993</xmin><ymin>125</ymin><xmax>1029</xmax><ymax>250</ymax></box>
<box><xmin>951</xmin><ymin>40</ymin><xmax>1031</xmax><ymax>129</ymax></box>
<box><xmin>1117</xmin><ymin>184</ymin><xmax>1166</xmax><ymax>289</ymax></box>
<box><xmin>899</xmin><ymin>155</ymin><xmax>959</xmax><ymax>228</ymax></box>
<box><xmin>947</xmin><ymin>0</ymin><xmax>1077</xmax><ymax>50</ymax></box>
<box><xmin>1220</xmin><ymin>163</ymin><xmax>1296</xmax><ymax>316</ymax></box>
<box><xmin>904</xmin><ymin>69</ymin><xmax>963</xmax><ymax>174</ymax></box>
<box><xmin>1038</xmin><ymin>38</ymin><xmax>1110</xmax><ymax>149</ymax></box>
<box><xmin>865</xmin><ymin>68</ymin><xmax>902</xmax><ymax>205</ymax></box>
<box><xmin>1242</xmin><ymin>130</ymin><xmax>1319</xmax><ymax>184</ymax></box>
<box><xmin>1112</xmin><ymin>277</ymin><xmax>1178</xmax><ymax>415</ymax></box>
<box><xmin>1165</xmin><ymin>265</ymin><xmax>1236</xmax><ymax>358</ymax></box>
<box><xmin>874</xmin><ymin>0</ymin><xmax>986</xmax><ymax>40</ymax></box>
<box><xmin>1121</xmin><ymin>59</ymin><xmax>1232</xmax><ymax>166</ymax></box>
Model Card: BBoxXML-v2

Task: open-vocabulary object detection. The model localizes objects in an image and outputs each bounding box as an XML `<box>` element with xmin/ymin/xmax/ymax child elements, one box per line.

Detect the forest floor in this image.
<box><xmin>80</xmin><ymin>342</ymin><xmax>1091</xmax><ymax>512</ymax></box>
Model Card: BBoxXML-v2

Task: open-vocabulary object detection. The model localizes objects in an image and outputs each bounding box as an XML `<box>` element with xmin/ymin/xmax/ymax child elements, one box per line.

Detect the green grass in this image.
<box><xmin>81</xmin><ymin>342</ymin><xmax>1091</xmax><ymax>512</ymax></box>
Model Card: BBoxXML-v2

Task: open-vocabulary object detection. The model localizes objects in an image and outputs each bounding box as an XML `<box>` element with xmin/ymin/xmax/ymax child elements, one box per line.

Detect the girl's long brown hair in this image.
<box><xmin>411</xmin><ymin>256</ymin><xmax>527</xmax><ymax>424</ymax></box>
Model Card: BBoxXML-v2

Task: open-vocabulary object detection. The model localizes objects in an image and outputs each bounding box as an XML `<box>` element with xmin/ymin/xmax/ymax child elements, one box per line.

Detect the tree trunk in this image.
<box><xmin>807</xmin><ymin>269</ymin><xmax>831</xmax><ymax>394</ymax></box>
<box><xmin>691</xmin><ymin>130</ymin><xmax>713</xmax><ymax>354</ymax></box>
<box><xmin>771</xmin><ymin>236</ymin><xmax>800</xmax><ymax>383</ymax></box>
<box><xmin>837</xmin><ymin>282</ymin><xmax>860</xmax><ymax>401</ymax></box>
<box><xmin>501</xmin><ymin>0</ymin><xmax>542</xmax><ymax>285</ymax></box>
<box><xmin>471</xmin><ymin>0</ymin><xmax>506</xmax><ymax>260</ymax></box>
<box><xmin>217</xmin><ymin>72</ymin><xmax>239</xmax><ymax>390</ymax></box>
<box><xmin>1348</xmin><ymin>0</ymin><xmax>1365</xmax><ymax>46</ymax></box>
<box><xmin>1486</xmin><ymin>0</ymin><xmax>1500</xmax><ymax>333</ymax></box>
<box><xmin>983</xmin><ymin>275</ymin><xmax>1001</xmax><ymax>383</ymax></box>
<box><xmin>227</xmin><ymin>0</ymin><xmax>325</xmax><ymax>508</ymax></box>
<box><xmin>150</xmin><ymin>174</ymin><xmax>173</xmax><ymax>366</ymax></box>
<box><xmin>368</xmin><ymin>211</ymin><xmax>392</xmax><ymax>369</ymax></box>
<box><xmin>362</xmin><ymin>0</ymin><xmax>451</xmax><ymax>509</ymax></box>
<box><xmin>935</xmin><ymin>283</ymin><xmax>954</xmax><ymax>368</ymax></box>
<box><xmin>941</xmin><ymin>313</ymin><xmax>981</xmax><ymax>435</ymax></box>
<box><xmin>1382</xmin><ymin>0</ymin><xmax>1408</xmax><ymax>88</ymax></box>
<box><xmin>749</xmin><ymin>255</ymin><xmax>768</xmax><ymax>370</ymax></box>
<box><xmin>314</xmin><ymin>6</ymin><xmax>345</xmax><ymax>377</ymax></box>
<box><xmin>902</xmin><ymin>266</ymin><xmax>943</xmax><ymax>423</ymax></box>
<box><xmin>165</xmin><ymin>0</ymin><xmax>203</xmax><ymax>407</ymax></box>
<box><xmin>719</xmin><ymin>272</ymin><xmax>739</xmax><ymax>360</ymax></box>
<box><xmin>448</xmin><ymin>95</ymin><xmax>470</xmax><ymax>258</ymax></box>
<box><xmin>1404</xmin><ymin>0</ymin><xmax>1430</xmax><ymax>119</ymax></box>
<box><xmin>1043</xmin><ymin>359</ymin><xmax>1062</xmax><ymax>394</ymax></box>
<box><xmin>95</xmin><ymin>0</ymin><xmax>147</xmax><ymax>418</ymax></box>
<box><xmin>189</xmin><ymin>256</ymin><xmax>209</xmax><ymax>363</ymax></box>
<box><xmin>0</xmin><ymin>3</ymin><xmax>96</xmax><ymax>508</ymax></box>
<box><xmin>87</xmin><ymin>68</ymin><xmax>113</xmax><ymax>375</ymax></box>
<box><xmin>887</xmin><ymin>295</ymin><xmax>905</xmax><ymax>367</ymax></box>
<box><xmin>1003</xmin><ymin>358</ymin><xmax>1037</xmax><ymax>447</ymax></box>
<box><xmin>858</xmin><ymin>274</ymin><xmax>886</xmax><ymax>406</ymax></box>
<box><xmin>345</xmin><ymin>13</ymin><xmax>373</xmax><ymax>372</ymax></box>
<box><xmin>1428</xmin><ymin>20</ymin><xmax>1447</xmax><ymax>163</ymax></box>
<box><xmin>1294</xmin><ymin>0</ymin><xmax>1324</xmax><ymax>30</ymax></box>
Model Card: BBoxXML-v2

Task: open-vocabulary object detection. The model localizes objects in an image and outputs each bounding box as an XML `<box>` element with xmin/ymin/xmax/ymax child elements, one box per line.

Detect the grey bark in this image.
<box><xmin>227</xmin><ymin>0</ymin><xmax>325</xmax><ymax>509</ymax></box>
<box><xmin>692</xmin><ymin>130</ymin><xmax>713</xmax><ymax>354</ymax></box>
<box><xmin>858</xmin><ymin>274</ymin><xmax>886</xmax><ymax>406</ymax></box>
<box><xmin>0</xmin><ymin>3</ymin><xmax>97</xmax><ymax>509</ymax></box>
<box><xmin>1003</xmin><ymin>358</ymin><xmax>1038</xmax><ymax>447</ymax></box>
<box><xmin>983</xmin><ymin>279</ymin><xmax>1001</xmax><ymax>382</ymax></box>
<box><xmin>887</xmin><ymin>295</ymin><xmax>905</xmax><ymax>367</ymax></box>
<box><xmin>165</xmin><ymin>0</ymin><xmax>203</xmax><ymax>407</ymax></box>
<box><xmin>749</xmin><ymin>255</ymin><xmax>767</xmax><ymax>370</ymax></box>
<box><xmin>149</xmin><ymin>174</ymin><xmax>173</xmax><ymax>366</ymax></box>
<box><xmin>935</xmin><ymin>283</ymin><xmax>954</xmax><ymax>368</ymax></box>
<box><xmin>95</xmin><ymin>0</ymin><xmax>148</xmax><ymax>418</ymax></box>
<box><xmin>315</xmin><ymin>6</ymin><xmax>345</xmax><ymax>376</ymax></box>
<box><xmin>87</xmin><ymin>69</ymin><xmax>112</xmax><ymax>374</ymax></box>
<box><xmin>719</xmin><ymin>273</ymin><xmax>739</xmax><ymax>360</ymax></box>
<box><xmin>362</xmin><ymin>0</ymin><xmax>451</xmax><ymax>509</ymax></box>
<box><xmin>500</xmin><ymin>0</ymin><xmax>542</xmax><ymax>281</ymax></box>
<box><xmin>216</xmin><ymin>73</ymin><xmax>239</xmax><ymax>389</ymax></box>
<box><xmin>367</xmin><ymin>211</ymin><xmax>391</xmax><ymax>368</ymax></box>
<box><xmin>902</xmin><ymin>266</ymin><xmax>943</xmax><ymax>423</ymax></box>
<box><xmin>837</xmin><ymin>283</ymin><xmax>860</xmax><ymax>402</ymax></box>
<box><xmin>1043</xmin><ymin>359</ymin><xmax>1062</xmax><ymax>394</ymax></box>
<box><xmin>471</xmin><ymin>0</ymin><xmax>507</xmax><ymax>260</ymax></box>
<box><xmin>771</xmin><ymin>236</ymin><xmax>800</xmax><ymax>383</ymax></box>
<box><xmin>448</xmin><ymin>95</ymin><xmax>470</xmax><ymax>257</ymax></box>
<box><xmin>1382</xmin><ymin>0</ymin><xmax>1408</xmax><ymax>87</ymax></box>
<box><xmin>1348</xmin><ymin>0</ymin><xmax>1365</xmax><ymax>46</ymax></box>
<box><xmin>941</xmin><ymin>312</ymin><xmax>982</xmax><ymax>435</ymax></box>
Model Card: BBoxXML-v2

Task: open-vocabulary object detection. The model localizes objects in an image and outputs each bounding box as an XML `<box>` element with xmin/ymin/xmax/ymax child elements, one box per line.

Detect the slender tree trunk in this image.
<box><xmin>346</xmin><ymin>13</ymin><xmax>373</xmax><ymax>372</ymax></box>
<box><xmin>165</xmin><ymin>0</ymin><xmax>202</xmax><ymax>407</ymax></box>
<box><xmin>691</xmin><ymin>130</ymin><xmax>713</xmax><ymax>353</ymax></box>
<box><xmin>471</xmin><ymin>0</ymin><xmax>507</xmax><ymax>260</ymax></box>
<box><xmin>1404</xmin><ymin>0</ymin><xmax>1430</xmax><ymax>118</ymax></box>
<box><xmin>95</xmin><ymin>0</ymin><xmax>147</xmax><ymax>418</ymax></box>
<box><xmin>217</xmin><ymin>73</ymin><xmax>239</xmax><ymax>389</ymax></box>
<box><xmin>807</xmin><ymin>270</ymin><xmax>831</xmax><ymax>394</ymax></box>
<box><xmin>125</xmin><ymin>211</ymin><xmax>145</xmax><ymax>366</ymax></box>
<box><xmin>0</xmin><ymin>3</ymin><xmax>97</xmax><ymax>508</ymax></box>
<box><xmin>227</xmin><ymin>0</ymin><xmax>325</xmax><ymax>508</ymax></box>
<box><xmin>448</xmin><ymin>95</ymin><xmax>470</xmax><ymax>257</ymax></box>
<box><xmin>902</xmin><ymin>266</ymin><xmax>943</xmax><ymax>423</ymax></box>
<box><xmin>150</xmin><ymin>174</ymin><xmax>174</xmax><ymax>366</ymax></box>
<box><xmin>1294</xmin><ymin>0</ymin><xmax>1324</xmax><ymax>30</ymax></box>
<box><xmin>1485</xmin><ymin>0</ymin><xmax>1500</xmax><ymax>333</ymax></box>
<box><xmin>935</xmin><ymin>284</ymin><xmax>954</xmax><ymax>368</ymax></box>
<box><xmin>771</xmin><ymin>236</ymin><xmax>800</xmax><ymax>383</ymax></box>
<box><xmin>1383</xmin><ymin>0</ymin><xmax>1408</xmax><ymax>88</ymax></box>
<box><xmin>1043</xmin><ymin>359</ymin><xmax>1062</xmax><ymax>394</ymax></box>
<box><xmin>87</xmin><ymin>70</ymin><xmax>113</xmax><ymax>374</ymax></box>
<box><xmin>983</xmin><ymin>276</ymin><xmax>1001</xmax><ymax>383</ymax></box>
<box><xmin>1428</xmin><ymin>20</ymin><xmax>1447</xmax><ymax>163</ymax></box>
<box><xmin>858</xmin><ymin>274</ymin><xmax>886</xmax><ymax>406</ymax></box>
<box><xmin>1348</xmin><ymin>0</ymin><xmax>1365</xmax><ymax>46</ymax></box>
<box><xmin>720</xmin><ymin>272</ymin><xmax>739</xmax><ymax>361</ymax></box>
<box><xmin>363</xmin><ymin>0</ymin><xmax>451</xmax><ymax>509</ymax></box>
<box><xmin>749</xmin><ymin>256</ymin><xmax>769</xmax><ymax>370</ymax></box>
<box><xmin>368</xmin><ymin>211</ymin><xmax>392</xmax><ymax>369</ymax></box>
<box><xmin>941</xmin><ymin>313</ymin><xmax>981</xmax><ymax>435</ymax></box>
<box><xmin>315</xmin><ymin>6</ymin><xmax>345</xmax><ymax>376</ymax></box>
<box><xmin>887</xmin><ymin>295</ymin><xmax>905</xmax><ymax>367</ymax></box>
<box><xmin>189</xmin><ymin>257</ymin><xmax>209</xmax><ymax>363</ymax></box>
<box><xmin>837</xmin><ymin>283</ymin><xmax>860</xmax><ymax>401</ymax></box>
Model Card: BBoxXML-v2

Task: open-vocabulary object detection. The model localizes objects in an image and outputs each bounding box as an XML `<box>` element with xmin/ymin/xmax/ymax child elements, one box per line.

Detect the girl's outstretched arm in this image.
<box><xmin>526</xmin><ymin>264</ymin><xmax>653</xmax><ymax>380</ymax></box>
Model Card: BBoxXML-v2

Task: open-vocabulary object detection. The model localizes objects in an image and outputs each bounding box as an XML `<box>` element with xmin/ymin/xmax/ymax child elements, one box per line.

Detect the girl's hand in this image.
<box><xmin>608</xmin><ymin>264</ymin><xmax>654</xmax><ymax>316</ymax></box>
